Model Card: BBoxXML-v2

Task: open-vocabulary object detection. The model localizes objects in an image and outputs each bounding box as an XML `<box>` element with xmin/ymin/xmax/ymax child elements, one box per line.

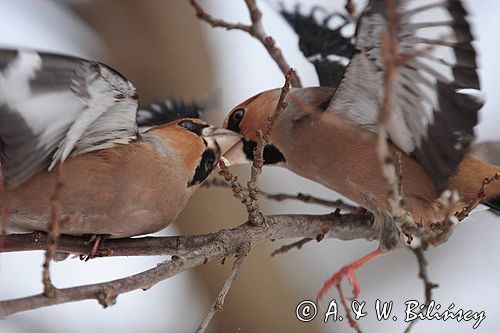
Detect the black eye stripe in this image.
<box><xmin>227</xmin><ymin>108</ymin><xmax>245</xmax><ymax>133</ymax></box>
<box><xmin>178</xmin><ymin>119</ymin><xmax>208</xmax><ymax>136</ymax></box>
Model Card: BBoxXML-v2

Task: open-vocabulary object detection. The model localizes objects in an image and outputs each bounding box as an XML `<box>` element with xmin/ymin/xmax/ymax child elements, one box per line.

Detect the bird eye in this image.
<box><xmin>227</xmin><ymin>108</ymin><xmax>245</xmax><ymax>132</ymax></box>
<box><xmin>232</xmin><ymin>109</ymin><xmax>244</xmax><ymax>122</ymax></box>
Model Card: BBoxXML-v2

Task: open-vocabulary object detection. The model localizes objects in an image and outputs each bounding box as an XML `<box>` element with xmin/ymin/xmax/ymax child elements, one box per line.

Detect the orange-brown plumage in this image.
<box><xmin>224</xmin><ymin>88</ymin><xmax>500</xmax><ymax>228</ymax></box>
<box><xmin>1</xmin><ymin>119</ymin><xmax>241</xmax><ymax>238</ymax></box>
<box><xmin>222</xmin><ymin>0</ymin><xmax>498</xmax><ymax>300</ymax></box>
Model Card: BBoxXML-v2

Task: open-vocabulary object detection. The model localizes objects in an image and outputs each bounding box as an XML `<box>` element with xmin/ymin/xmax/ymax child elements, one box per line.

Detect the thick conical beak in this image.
<box><xmin>220</xmin><ymin>140</ymin><xmax>248</xmax><ymax>166</ymax></box>
<box><xmin>201</xmin><ymin>127</ymin><xmax>246</xmax><ymax>166</ymax></box>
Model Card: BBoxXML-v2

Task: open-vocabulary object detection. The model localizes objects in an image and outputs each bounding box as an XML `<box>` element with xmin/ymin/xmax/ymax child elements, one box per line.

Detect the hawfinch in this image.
<box><xmin>223</xmin><ymin>0</ymin><xmax>500</xmax><ymax>296</ymax></box>
<box><xmin>0</xmin><ymin>49</ymin><xmax>241</xmax><ymax>239</ymax></box>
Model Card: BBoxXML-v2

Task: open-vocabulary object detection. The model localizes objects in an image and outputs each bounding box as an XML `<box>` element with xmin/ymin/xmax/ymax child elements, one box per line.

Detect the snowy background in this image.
<box><xmin>1</xmin><ymin>0</ymin><xmax>499</xmax><ymax>332</ymax></box>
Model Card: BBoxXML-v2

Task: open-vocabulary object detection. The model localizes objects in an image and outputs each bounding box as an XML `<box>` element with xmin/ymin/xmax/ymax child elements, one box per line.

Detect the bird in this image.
<box><xmin>222</xmin><ymin>0</ymin><xmax>500</xmax><ymax>300</ymax></box>
<box><xmin>0</xmin><ymin>49</ymin><xmax>242</xmax><ymax>255</ymax></box>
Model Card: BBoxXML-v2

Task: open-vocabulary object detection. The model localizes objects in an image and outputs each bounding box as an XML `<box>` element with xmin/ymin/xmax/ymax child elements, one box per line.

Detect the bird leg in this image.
<box><xmin>316</xmin><ymin>212</ymin><xmax>401</xmax><ymax>302</ymax></box>
<box><xmin>80</xmin><ymin>234</ymin><xmax>108</xmax><ymax>261</ymax></box>
<box><xmin>316</xmin><ymin>248</ymin><xmax>383</xmax><ymax>303</ymax></box>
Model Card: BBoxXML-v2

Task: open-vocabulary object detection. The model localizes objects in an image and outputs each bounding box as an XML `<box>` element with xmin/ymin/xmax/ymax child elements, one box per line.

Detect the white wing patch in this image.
<box><xmin>0</xmin><ymin>51</ymin><xmax>41</xmax><ymax>104</ymax></box>
<box><xmin>0</xmin><ymin>49</ymin><xmax>139</xmax><ymax>187</ymax></box>
<box><xmin>328</xmin><ymin>0</ymin><xmax>482</xmax><ymax>190</ymax></box>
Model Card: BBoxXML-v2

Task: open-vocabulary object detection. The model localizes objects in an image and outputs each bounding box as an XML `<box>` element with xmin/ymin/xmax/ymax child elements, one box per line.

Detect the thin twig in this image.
<box><xmin>188</xmin><ymin>0</ymin><xmax>301</xmax><ymax>87</ymax></box>
<box><xmin>376</xmin><ymin>1</ymin><xmax>429</xmax><ymax>228</ymax></box>
<box><xmin>418</xmin><ymin>190</ymin><xmax>461</xmax><ymax>249</ymax></box>
<box><xmin>196</xmin><ymin>244</ymin><xmax>250</xmax><ymax>333</ymax></box>
<box><xmin>267</xmin><ymin>192</ymin><xmax>357</xmax><ymax>211</ymax></box>
<box><xmin>189</xmin><ymin>0</ymin><xmax>252</xmax><ymax>33</ymax></box>
<box><xmin>456</xmin><ymin>172</ymin><xmax>500</xmax><ymax>221</ymax></box>
<box><xmin>246</xmin><ymin>130</ymin><xmax>267</xmax><ymax>225</ymax></box>
<box><xmin>377</xmin><ymin>0</ymin><xmax>406</xmax><ymax>221</ymax></box>
<box><xmin>202</xmin><ymin>178</ymin><xmax>358</xmax><ymax>211</ymax></box>
<box><xmin>245</xmin><ymin>70</ymin><xmax>293</xmax><ymax>225</ymax></box>
<box><xmin>265</xmin><ymin>69</ymin><xmax>292</xmax><ymax>138</ymax></box>
<box><xmin>345</xmin><ymin>0</ymin><xmax>357</xmax><ymax>19</ymax></box>
<box><xmin>270</xmin><ymin>238</ymin><xmax>312</xmax><ymax>257</ymax></box>
<box><xmin>404</xmin><ymin>247</ymin><xmax>438</xmax><ymax>333</ymax></box>
<box><xmin>218</xmin><ymin>161</ymin><xmax>248</xmax><ymax>206</ymax></box>
<box><xmin>336</xmin><ymin>284</ymin><xmax>363</xmax><ymax>333</ymax></box>
<box><xmin>42</xmin><ymin>166</ymin><xmax>64</xmax><ymax>298</ymax></box>
<box><xmin>217</xmin><ymin>160</ymin><xmax>265</xmax><ymax>225</ymax></box>
<box><xmin>216</xmin><ymin>70</ymin><xmax>292</xmax><ymax>225</ymax></box>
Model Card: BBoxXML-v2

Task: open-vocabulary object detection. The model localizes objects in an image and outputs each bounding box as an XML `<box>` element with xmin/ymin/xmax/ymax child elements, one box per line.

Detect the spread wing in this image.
<box><xmin>0</xmin><ymin>49</ymin><xmax>139</xmax><ymax>187</ymax></box>
<box><xmin>137</xmin><ymin>98</ymin><xmax>203</xmax><ymax>130</ymax></box>
<box><xmin>328</xmin><ymin>0</ymin><xmax>483</xmax><ymax>191</ymax></box>
<box><xmin>280</xmin><ymin>5</ymin><xmax>355</xmax><ymax>88</ymax></box>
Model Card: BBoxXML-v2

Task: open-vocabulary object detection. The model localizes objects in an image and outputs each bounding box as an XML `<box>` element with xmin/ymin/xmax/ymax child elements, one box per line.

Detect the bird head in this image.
<box><xmin>222</xmin><ymin>86</ymin><xmax>336</xmax><ymax>166</ymax></box>
<box><xmin>146</xmin><ymin>118</ymin><xmax>243</xmax><ymax>187</ymax></box>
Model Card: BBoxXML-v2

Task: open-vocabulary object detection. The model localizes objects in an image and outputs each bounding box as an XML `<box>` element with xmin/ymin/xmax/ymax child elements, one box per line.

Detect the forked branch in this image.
<box><xmin>188</xmin><ymin>0</ymin><xmax>302</xmax><ymax>87</ymax></box>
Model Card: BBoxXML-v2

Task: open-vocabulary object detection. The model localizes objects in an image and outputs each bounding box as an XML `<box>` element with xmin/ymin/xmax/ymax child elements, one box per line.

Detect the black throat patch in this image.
<box><xmin>188</xmin><ymin>149</ymin><xmax>217</xmax><ymax>187</ymax></box>
<box><xmin>242</xmin><ymin>139</ymin><xmax>285</xmax><ymax>165</ymax></box>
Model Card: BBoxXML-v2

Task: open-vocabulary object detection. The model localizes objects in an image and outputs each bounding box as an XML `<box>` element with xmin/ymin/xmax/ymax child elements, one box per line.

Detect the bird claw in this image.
<box><xmin>80</xmin><ymin>234</ymin><xmax>108</xmax><ymax>261</ymax></box>
<box><xmin>316</xmin><ymin>262</ymin><xmax>362</xmax><ymax>303</ymax></box>
<box><xmin>316</xmin><ymin>249</ymin><xmax>382</xmax><ymax>303</ymax></box>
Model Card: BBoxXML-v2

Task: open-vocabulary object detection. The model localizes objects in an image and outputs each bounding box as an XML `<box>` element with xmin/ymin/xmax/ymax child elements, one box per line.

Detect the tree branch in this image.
<box><xmin>42</xmin><ymin>165</ymin><xmax>64</xmax><ymax>298</ymax></box>
<box><xmin>202</xmin><ymin>177</ymin><xmax>358</xmax><ymax>212</ymax></box>
<box><xmin>403</xmin><ymin>247</ymin><xmax>438</xmax><ymax>333</ymax></box>
<box><xmin>188</xmin><ymin>0</ymin><xmax>302</xmax><ymax>87</ymax></box>
<box><xmin>0</xmin><ymin>213</ymin><xmax>376</xmax><ymax>317</ymax></box>
<box><xmin>377</xmin><ymin>0</ymin><xmax>407</xmax><ymax>221</ymax></box>
<box><xmin>345</xmin><ymin>0</ymin><xmax>357</xmax><ymax>19</ymax></box>
<box><xmin>337</xmin><ymin>283</ymin><xmax>363</xmax><ymax>333</ymax></box>
<box><xmin>270</xmin><ymin>237</ymin><xmax>312</xmax><ymax>257</ymax></box>
<box><xmin>195</xmin><ymin>69</ymin><xmax>291</xmax><ymax>329</ymax></box>
<box><xmin>456</xmin><ymin>172</ymin><xmax>500</xmax><ymax>220</ymax></box>
<box><xmin>196</xmin><ymin>244</ymin><xmax>250</xmax><ymax>333</ymax></box>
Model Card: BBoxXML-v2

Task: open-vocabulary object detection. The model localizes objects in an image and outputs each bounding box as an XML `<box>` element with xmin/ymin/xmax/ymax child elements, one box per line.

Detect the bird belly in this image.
<box><xmin>0</xmin><ymin>144</ymin><xmax>191</xmax><ymax>237</ymax></box>
<box><xmin>278</xmin><ymin>117</ymin><xmax>442</xmax><ymax>225</ymax></box>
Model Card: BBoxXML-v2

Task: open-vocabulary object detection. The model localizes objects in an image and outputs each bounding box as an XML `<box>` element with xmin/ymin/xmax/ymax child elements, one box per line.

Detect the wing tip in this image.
<box><xmin>137</xmin><ymin>98</ymin><xmax>204</xmax><ymax>128</ymax></box>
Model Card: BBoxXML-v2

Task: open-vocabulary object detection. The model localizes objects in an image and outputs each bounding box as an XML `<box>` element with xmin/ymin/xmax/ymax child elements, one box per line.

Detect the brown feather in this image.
<box><xmin>0</xmin><ymin>124</ymin><xmax>206</xmax><ymax>237</ymax></box>
<box><xmin>228</xmin><ymin>88</ymin><xmax>500</xmax><ymax>227</ymax></box>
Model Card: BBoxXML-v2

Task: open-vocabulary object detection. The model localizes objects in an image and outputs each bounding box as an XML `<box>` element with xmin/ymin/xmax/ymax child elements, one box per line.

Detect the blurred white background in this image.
<box><xmin>1</xmin><ymin>0</ymin><xmax>499</xmax><ymax>332</ymax></box>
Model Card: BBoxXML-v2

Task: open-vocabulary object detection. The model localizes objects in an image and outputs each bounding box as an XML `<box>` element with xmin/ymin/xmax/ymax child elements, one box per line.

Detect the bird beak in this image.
<box><xmin>220</xmin><ymin>140</ymin><xmax>248</xmax><ymax>166</ymax></box>
<box><xmin>201</xmin><ymin>127</ymin><xmax>246</xmax><ymax>166</ymax></box>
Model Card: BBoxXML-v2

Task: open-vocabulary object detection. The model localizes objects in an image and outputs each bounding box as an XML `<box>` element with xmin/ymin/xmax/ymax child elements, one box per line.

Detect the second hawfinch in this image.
<box><xmin>222</xmin><ymin>0</ymin><xmax>500</xmax><ymax>297</ymax></box>
<box><xmin>0</xmin><ymin>49</ymin><xmax>241</xmax><ymax>241</ymax></box>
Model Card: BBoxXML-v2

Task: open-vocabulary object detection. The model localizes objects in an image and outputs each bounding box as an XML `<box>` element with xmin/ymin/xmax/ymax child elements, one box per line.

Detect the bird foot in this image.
<box><xmin>80</xmin><ymin>234</ymin><xmax>108</xmax><ymax>261</ymax></box>
<box><xmin>316</xmin><ymin>248</ymin><xmax>382</xmax><ymax>303</ymax></box>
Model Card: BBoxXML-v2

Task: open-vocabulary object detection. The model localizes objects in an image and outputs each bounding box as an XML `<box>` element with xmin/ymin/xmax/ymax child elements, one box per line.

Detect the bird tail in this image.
<box><xmin>485</xmin><ymin>196</ymin><xmax>500</xmax><ymax>214</ymax></box>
